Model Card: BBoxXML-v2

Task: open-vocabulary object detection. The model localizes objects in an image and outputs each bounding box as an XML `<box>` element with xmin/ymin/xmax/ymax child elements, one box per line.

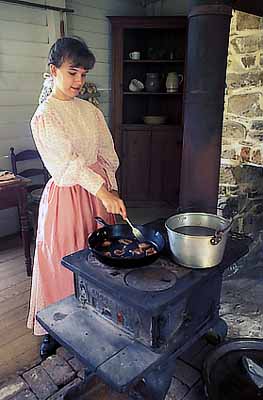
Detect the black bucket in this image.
<box><xmin>203</xmin><ymin>339</ymin><xmax>263</xmax><ymax>400</ymax></box>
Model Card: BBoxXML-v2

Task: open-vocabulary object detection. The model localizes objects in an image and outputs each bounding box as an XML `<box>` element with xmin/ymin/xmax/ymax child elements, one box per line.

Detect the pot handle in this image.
<box><xmin>210</xmin><ymin>221</ymin><xmax>233</xmax><ymax>245</ymax></box>
<box><xmin>95</xmin><ymin>216</ymin><xmax>111</xmax><ymax>227</ymax></box>
<box><xmin>211</xmin><ymin>198</ymin><xmax>251</xmax><ymax>245</ymax></box>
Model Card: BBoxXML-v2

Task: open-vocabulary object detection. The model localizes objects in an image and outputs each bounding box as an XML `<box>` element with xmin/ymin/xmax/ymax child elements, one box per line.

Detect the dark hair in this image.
<box><xmin>48</xmin><ymin>36</ymin><xmax>95</xmax><ymax>70</ymax></box>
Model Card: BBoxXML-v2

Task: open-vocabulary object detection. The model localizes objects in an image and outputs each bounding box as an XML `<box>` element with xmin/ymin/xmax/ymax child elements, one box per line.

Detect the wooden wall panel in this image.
<box><xmin>67</xmin><ymin>0</ymin><xmax>144</xmax><ymax>125</ymax></box>
<box><xmin>0</xmin><ymin>0</ymin><xmax>143</xmax><ymax>236</ymax></box>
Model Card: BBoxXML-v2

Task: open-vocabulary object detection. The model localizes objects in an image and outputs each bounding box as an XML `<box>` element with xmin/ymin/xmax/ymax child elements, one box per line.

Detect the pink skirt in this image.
<box><xmin>27</xmin><ymin>168</ymin><xmax>115</xmax><ymax>335</ymax></box>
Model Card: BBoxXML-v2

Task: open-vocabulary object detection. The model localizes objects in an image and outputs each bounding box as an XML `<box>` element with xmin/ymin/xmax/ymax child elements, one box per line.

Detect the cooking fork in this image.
<box><xmin>125</xmin><ymin>217</ymin><xmax>145</xmax><ymax>242</ymax></box>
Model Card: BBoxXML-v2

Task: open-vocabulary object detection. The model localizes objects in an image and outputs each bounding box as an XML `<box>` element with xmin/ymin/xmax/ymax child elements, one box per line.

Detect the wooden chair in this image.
<box><xmin>10</xmin><ymin>147</ymin><xmax>49</xmax><ymax>192</ymax></box>
<box><xmin>10</xmin><ymin>147</ymin><xmax>50</xmax><ymax>235</ymax></box>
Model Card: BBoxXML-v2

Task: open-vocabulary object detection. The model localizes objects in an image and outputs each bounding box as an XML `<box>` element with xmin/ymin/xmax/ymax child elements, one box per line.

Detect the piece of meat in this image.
<box><xmin>138</xmin><ymin>242</ymin><xmax>151</xmax><ymax>250</ymax></box>
<box><xmin>146</xmin><ymin>247</ymin><xmax>157</xmax><ymax>256</ymax></box>
<box><xmin>133</xmin><ymin>248</ymin><xmax>144</xmax><ymax>256</ymax></box>
<box><xmin>101</xmin><ymin>240</ymin><xmax>112</xmax><ymax>247</ymax></box>
<box><xmin>113</xmin><ymin>249</ymin><xmax>126</xmax><ymax>257</ymax></box>
<box><xmin>118</xmin><ymin>239</ymin><xmax>133</xmax><ymax>245</ymax></box>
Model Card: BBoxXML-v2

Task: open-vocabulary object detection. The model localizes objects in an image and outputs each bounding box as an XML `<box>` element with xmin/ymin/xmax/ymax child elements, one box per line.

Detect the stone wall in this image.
<box><xmin>221</xmin><ymin>11</ymin><xmax>263</xmax><ymax>186</ymax></box>
<box><xmin>220</xmin><ymin>11</ymin><xmax>263</xmax><ymax>268</ymax></box>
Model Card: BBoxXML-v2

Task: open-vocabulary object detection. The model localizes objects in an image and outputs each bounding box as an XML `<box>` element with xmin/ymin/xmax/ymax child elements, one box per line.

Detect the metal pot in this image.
<box><xmin>165</xmin><ymin>212</ymin><xmax>232</xmax><ymax>269</ymax></box>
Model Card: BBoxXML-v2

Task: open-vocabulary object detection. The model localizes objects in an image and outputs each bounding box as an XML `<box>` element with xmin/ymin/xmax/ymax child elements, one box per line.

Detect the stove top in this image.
<box><xmin>63</xmin><ymin>249</ymin><xmax>192</xmax><ymax>312</ymax></box>
<box><xmin>62</xmin><ymin>220</ymin><xmax>250</xmax><ymax>316</ymax></box>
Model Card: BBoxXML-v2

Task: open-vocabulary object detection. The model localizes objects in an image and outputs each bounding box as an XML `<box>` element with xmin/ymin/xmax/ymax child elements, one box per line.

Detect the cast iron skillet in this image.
<box><xmin>88</xmin><ymin>217</ymin><xmax>165</xmax><ymax>268</ymax></box>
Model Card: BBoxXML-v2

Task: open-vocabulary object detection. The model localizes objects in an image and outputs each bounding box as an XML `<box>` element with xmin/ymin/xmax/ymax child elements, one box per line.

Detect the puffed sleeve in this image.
<box><xmin>31</xmin><ymin>111</ymin><xmax>105</xmax><ymax>196</ymax></box>
<box><xmin>95</xmin><ymin>108</ymin><xmax>119</xmax><ymax>191</ymax></box>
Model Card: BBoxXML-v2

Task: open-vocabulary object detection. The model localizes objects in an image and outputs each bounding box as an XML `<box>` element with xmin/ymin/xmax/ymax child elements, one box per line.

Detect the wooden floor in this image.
<box><xmin>0</xmin><ymin>235</ymin><xmax>41</xmax><ymax>384</ymax></box>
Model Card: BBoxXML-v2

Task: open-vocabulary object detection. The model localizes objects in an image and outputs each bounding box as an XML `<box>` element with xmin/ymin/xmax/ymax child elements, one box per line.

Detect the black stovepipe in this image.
<box><xmin>179</xmin><ymin>0</ymin><xmax>232</xmax><ymax>214</ymax></box>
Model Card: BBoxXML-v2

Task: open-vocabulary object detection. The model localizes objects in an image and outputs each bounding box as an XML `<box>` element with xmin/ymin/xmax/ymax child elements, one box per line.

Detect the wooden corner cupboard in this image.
<box><xmin>108</xmin><ymin>16</ymin><xmax>187</xmax><ymax>206</ymax></box>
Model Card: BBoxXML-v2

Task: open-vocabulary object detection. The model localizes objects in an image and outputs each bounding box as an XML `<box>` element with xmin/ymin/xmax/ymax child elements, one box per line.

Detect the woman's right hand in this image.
<box><xmin>96</xmin><ymin>185</ymin><xmax>127</xmax><ymax>219</ymax></box>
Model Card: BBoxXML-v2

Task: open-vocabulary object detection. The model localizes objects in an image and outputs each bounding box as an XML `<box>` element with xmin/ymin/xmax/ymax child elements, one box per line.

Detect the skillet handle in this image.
<box><xmin>95</xmin><ymin>216</ymin><xmax>111</xmax><ymax>227</ymax></box>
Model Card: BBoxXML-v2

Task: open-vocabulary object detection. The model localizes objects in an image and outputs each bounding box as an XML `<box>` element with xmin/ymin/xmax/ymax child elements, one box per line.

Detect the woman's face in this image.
<box><xmin>50</xmin><ymin>59</ymin><xmax>88</xmax><ymax>100</ymax></box>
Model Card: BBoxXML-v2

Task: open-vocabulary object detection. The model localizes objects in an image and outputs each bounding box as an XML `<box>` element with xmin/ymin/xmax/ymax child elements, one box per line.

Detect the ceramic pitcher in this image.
<box><xmin>166</xmin><ymin>72</ymin><xmax>183</xmax><ymax>92</ymax></box>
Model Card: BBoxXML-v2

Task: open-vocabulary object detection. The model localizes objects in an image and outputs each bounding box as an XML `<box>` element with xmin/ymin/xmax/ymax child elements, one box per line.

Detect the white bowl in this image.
<box><xmin>143</xmin><ymin>115</ymin><xmax>167</xmax><ymax>125</ymax></box>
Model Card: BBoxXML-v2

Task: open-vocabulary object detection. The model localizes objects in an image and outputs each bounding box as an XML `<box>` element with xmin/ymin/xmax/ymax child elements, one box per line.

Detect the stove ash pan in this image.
<box><xmin>75</xmin><ymin>271</ymin><xmax>222</xmax><ymax>352</ymax></box>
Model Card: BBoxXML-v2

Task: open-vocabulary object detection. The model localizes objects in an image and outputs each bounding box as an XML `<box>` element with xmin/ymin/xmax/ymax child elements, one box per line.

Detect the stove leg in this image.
<box><xmin>129</xmin><ymin>362</ymin><xmax>175</xmax><ymax>400</ymax></box>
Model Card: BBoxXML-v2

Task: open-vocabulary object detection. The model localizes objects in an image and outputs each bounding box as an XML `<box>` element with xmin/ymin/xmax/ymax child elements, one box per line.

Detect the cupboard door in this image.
<box><xmin>122</xmin><ymin>130</ymin><xmax>151</xmax><ymax>201</ymax></box>
<box><xmin>150</xmin><ymin>127</ymin><xmax>182</xmax><ymax>203</ymax></box>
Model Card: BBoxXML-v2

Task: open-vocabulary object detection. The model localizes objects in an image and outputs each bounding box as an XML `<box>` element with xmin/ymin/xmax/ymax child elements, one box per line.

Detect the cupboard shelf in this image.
<box><xmin>123</xmin><ymin>91</ymin><xmax>182</xmax><ymax>95</ymax></box>
<box><xmin>123</xmin><ymin>59</ymin><xmax>185</xmax><ymax>63</ymax></box>
<box><xmin>122</xmin><ymin>123</ymin><xmax>183</xmax><ymax>130</ymax></box>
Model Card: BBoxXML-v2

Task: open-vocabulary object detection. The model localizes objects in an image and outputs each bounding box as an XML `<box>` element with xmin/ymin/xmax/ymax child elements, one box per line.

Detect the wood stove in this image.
<box><xmin>37</xmin><ymin>219</ymin><xmax>250</xmax><ymax>400</ymax></box>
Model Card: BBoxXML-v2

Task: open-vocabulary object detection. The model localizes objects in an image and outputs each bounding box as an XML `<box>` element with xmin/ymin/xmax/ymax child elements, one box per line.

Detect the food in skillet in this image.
<box><xmin>100</xmin><ymin>238</ymin><xmax>157</xmax><ymax>258</ymax></box>
<box><xmin>113</xmin><ymin>249</ymin><xmax>126</xmax><ymax>256</ymax></box>
<box><xmin>118</xmin><ymin>239</ymin><xmax>133</xmax><ymax>245</ymax></box>
<box><xmin>101</xmin><ymin>240</ymin><xmax>112</xmax><ymax>247</ymax></box>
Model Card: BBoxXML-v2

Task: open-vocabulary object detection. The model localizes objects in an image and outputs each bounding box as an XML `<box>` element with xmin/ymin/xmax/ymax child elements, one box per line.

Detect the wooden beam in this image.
<box><xmin>232</xmin><ymin>0</ymin><xmax>263</xmax><ymax>16</ymax></box>
<box><xmin>0</xmin><ymin>0</ymin><xmax>73</xmax><ymax>13</ymax></box>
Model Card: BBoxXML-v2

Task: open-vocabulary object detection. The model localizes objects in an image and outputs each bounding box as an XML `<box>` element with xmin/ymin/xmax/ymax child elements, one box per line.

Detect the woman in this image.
<box><xmin>27</xmin><ymin>36</ymin><xmax>127</xmax><ymax>358</ymax></box>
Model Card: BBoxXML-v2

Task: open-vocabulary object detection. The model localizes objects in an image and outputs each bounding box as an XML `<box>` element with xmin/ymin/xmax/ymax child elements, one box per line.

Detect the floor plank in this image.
<box><xmin>0</xmin><ymin>270</ymin><xmax>28</xmax><ymax>291</ymax></box>
<box><xmin>0</xmin><ymin>257</ymin><xmax>29</xmax><ymax>280</ymax></box>
<box><xmin>0</xmin><ymin>235</ymin><xmax>38</xmax><ymax>381</ymax></box>
<box><xmin>0</xmin><ymin>289</ymin><xmax>30</xmax><ymax>317</ymax></box>
<box><xmin>0</xmin><ymin>279</ymin><xmax>31</xmax><ymax>302</ymax></box>
<box><xmin>0</xmin><ymin>303</ymin><xmax>29</xmax><ymax>328</ymax></box>
<box><xmin>0</xmin><ymin>331</ymin><xmax>41</xmax><ymax>364</ymax></box>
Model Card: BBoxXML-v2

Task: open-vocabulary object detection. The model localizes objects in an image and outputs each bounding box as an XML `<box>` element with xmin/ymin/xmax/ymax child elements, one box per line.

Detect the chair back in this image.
<box><xmin>10</xmin><ymin>147</ymin><xmax>49</xmax><ymax>191</ymax></box>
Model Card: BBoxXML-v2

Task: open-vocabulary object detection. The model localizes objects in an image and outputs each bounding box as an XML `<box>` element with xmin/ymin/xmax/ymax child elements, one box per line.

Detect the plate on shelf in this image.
<box><xmin>143</xmin><ymin>116</ymin><xmax>167</xmax><ymax>125</ymax></box>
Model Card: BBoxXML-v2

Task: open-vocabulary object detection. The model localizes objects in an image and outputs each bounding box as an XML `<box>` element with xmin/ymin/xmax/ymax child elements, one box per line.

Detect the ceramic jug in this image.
<box><xmin>166</xmin><ymin>72</ymin><xmax>183</xmax><ymax>92</ymax></box>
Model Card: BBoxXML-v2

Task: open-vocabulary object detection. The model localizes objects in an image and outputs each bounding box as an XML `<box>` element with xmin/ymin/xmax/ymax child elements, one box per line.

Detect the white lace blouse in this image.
<box><xmin>31</xmin><ymin>96</ymin><xmax>119</xmax><ymax>196</ymax></box>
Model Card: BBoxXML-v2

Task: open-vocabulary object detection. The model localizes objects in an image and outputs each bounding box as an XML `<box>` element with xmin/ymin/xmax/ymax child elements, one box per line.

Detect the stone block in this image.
<box><xmin>67</xmin><ymin>357</ymin><xmax>85</xmax><ymax>372</ymax></box>
<box><xmin>241</xmin><ymin>55</ymin><xmax>256</xmax><ymax>69</ymax></box>
<box><xmin>77</xmin><ymin>369</ymin><xmax>86</xmax><ymax>380</ymax></box>
<box><xmin>23</xmin><ymin>366</ymin><xmax>57</xmax><ymax>400</ymax></box>
<box><xmin>47</xmin><ymin>378</ymin><xmax>82</xmax><ymax>400</ymax></box>
<box><xmin>228</xmin><ymin>93</ymin><xmax>263</xmax><ymax>117</ymax></box>
<box><xmin>183</xmin><ymin>379</ymin><xmax>206</xmax><ymax>400</ymax></box>
<box><xmin>231</xmin><ymin>36</ymin><xmax>259</xmax><ymax>54</ymax></box>
<box><xmin>9</xmin><ymin>389</ymin><xmax>37</xmax><ymax>400</ymax></box>
<box><xmin>247</xmin><ymin>131</ymin><xmax>263</xmax><ymax>142</ymax></box>
<box><xmin>219</xmin><ymin>166</ymin><xmax>236</xmax><ymax>185</ymax></box>
<box><xmin>56</xmin><ymin>347</ymin><xmax>74</xmax><ymax>361</ymax></box>
<box><xmin>165</xmin><ymin>377</ymin><xmax>189</xmax><ymax>400</ymax></box>
<box><xmin>223</xmin><ymin>121</ymin><xmax>246</xmax><ymax>139</ymax></box>
<box><xmin>0</xmin><ymin>377</ymin><xmax>28</xmax><ymax>400</ymax></box>
<box><xmin>227</xmin><ymin>72</ymin><xmax>263</xmax><ymax>89</ymax></box>
<box><xmin>41</xmin><ymin>355</ymin><xmax>76</xmax><ymax>387</ymax></box>
<box><xmin>221</xmin><ymin>146</ymin><xmax>237</xmax><ymax>160</ymax></box>
<box><xmin>251</xmin><ymin>120</ymin><xmax>263</xmax><ymax>130</ymax></box>
<box><xmin>174</xmin><ymin>359</ymin><xmax>200</xmax><ymax>387</ymax></box>
<box><xmin>236</xmin><ymin>12</ymin><xmax>261</xmax><ymax>31</ymax></box>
